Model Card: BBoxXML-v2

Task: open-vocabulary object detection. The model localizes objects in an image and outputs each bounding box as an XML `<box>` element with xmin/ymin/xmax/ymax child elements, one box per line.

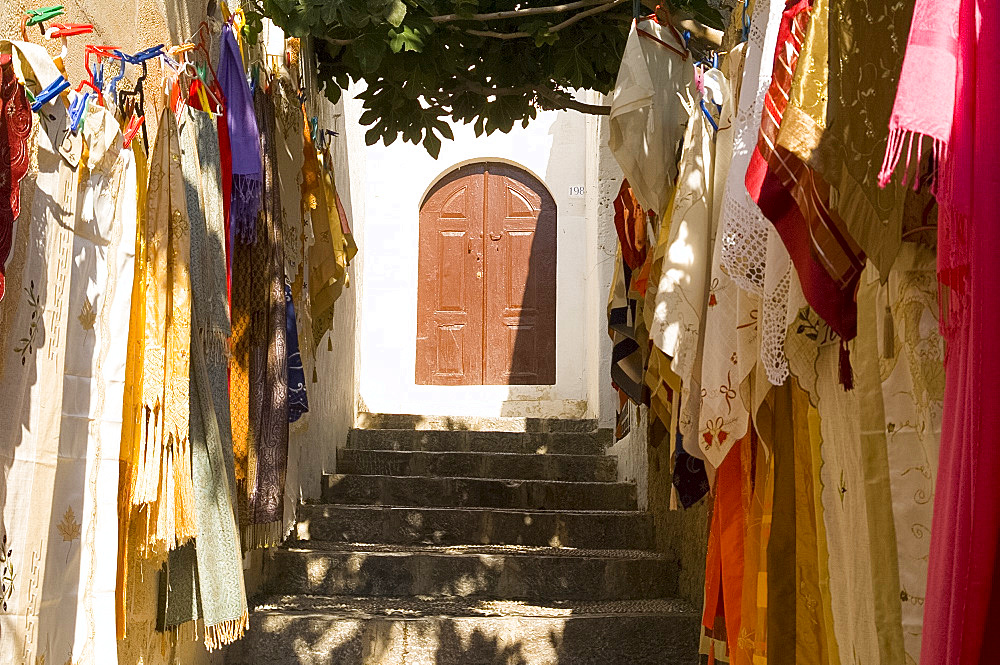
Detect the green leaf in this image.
<box><xmin>389</xmin><ymin>26</ymin><xmax>425</xmax><ymax>53</ymax></box>
<box><xmin>353</xmin><ymin>32</ymin><xmax>386</xmax><ymax>73</ymax></box>
<box><xmin>386</xmin><ymin>0</ymin><xmax>407</xmax><ymax>27</ymax></box>
<box><xmin>365</xmin><ymin>124</ymin><xmax>383</xmax><ymax>145</ymax></box>
<box><xmin>423</xmin><ymin>130</ymin><xmax>442</xmax><ymax>158</ymax></box>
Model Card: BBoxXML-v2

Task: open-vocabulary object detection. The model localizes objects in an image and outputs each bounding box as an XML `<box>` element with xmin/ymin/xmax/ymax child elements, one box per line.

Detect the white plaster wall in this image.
<box><xmin>354</xmin><ymin>88</ymin><xmax>605</xmax><ymax>420</ymax></box>
<box><xmin>583</xmin><ymin>98</ymin><xmax>623</xmax><ymax>428</ymax></box>
<box><xmin>609</xmin><ymin>405</ymin><xmax>650</xmax><ymax>509</ymax></box>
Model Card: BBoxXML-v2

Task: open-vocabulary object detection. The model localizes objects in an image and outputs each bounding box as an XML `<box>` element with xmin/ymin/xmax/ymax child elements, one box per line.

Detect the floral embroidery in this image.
<box><xmin>14</xmin><ymin>280</ymin><xmax>42</xmax><ymax>365</ymax></box>
<box><xmin>77</xmin><ymin>300</ymin><xmax>96</xmax><ymax>331</ymax></box>
<box><xmin>56</xmin><ymin>506</ymin><xmax>81</xmax><ymax>563</ymax></box>
<box><xmin>795</xmin><ymin>307</ymin><xmax>838</xmax><ymax>345</ymax></box>
<box><xmin>702</xmin><ymin>417</ymin><xmax>729</xmax><ymax>448</ymax></box>
<box><xmin>0</xmin><ymin>532</ymin><xmax>13</xmax><ymax>611</ymax></box>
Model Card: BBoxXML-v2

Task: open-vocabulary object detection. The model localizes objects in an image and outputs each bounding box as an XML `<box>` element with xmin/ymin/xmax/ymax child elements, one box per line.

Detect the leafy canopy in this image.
<box><xmin>249</xmin><ymin>0</ymin><xmax>724</xmax><ymax>156</ymax></box>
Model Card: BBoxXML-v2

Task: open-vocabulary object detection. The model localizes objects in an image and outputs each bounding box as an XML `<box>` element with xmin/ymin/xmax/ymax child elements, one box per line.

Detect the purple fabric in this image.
<box><xmin>218</xmin><ymin>23</ymin><xmax>262</xmax><ymax>244</ymax></box>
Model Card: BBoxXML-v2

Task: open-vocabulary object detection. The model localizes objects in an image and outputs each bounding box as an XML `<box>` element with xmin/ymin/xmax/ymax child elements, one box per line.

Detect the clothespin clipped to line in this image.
<box><xmin>44</xmin><ymin>22</ymin><xmax>93</xmax><ymax>63</ymax></box>
<box><xmin>741</xmin><ymin>0</ymin><xmax>750</xmax><ymax>42</ymax></box>
<box><xmin>22</xmin><ymin>5</ymin><xmax>64</xmax><ymax>39</ymax></box>
<box><xmin>30</xmin><ymin>75</ymin><xmax>69</xmax><ymax>112</ymax></box>
<box><xmin>309</xmin><ymin>116</ymin><xmax>319</xmax><ymax>143</ymax></box>
<box><xmin>68</xmin><ymin>90</ymin><xmax>90</xmax><ymax>132</ymax></box>
<box><xmin>122</xmin><ymin>113</ymin><xmax>144</xmax><ymax>149</ymax></box>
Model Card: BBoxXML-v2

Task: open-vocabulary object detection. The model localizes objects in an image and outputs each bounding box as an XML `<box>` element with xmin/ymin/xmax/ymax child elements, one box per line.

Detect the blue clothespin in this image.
<box><xmin>310</xmin><ymin>116</ymin><xmax>319</xmax><ymax>143</ymax></box>
<box><xmin>91</xmin><ymin>59</ymin><xmax>106</xmax><ymax>95</ymax></box>
<box><xmin>127</xmin><ymin>44</ymin><xmax>164</xmax><ymax>64</ymax></box>
<box><xmin>69</xmin><ymin>91</ymin><xmax>90</xmax><ymax>132</ymax></box>
<box><xmin>683</xmin><ymin>30</ymin><xmax>691</xmax><ymax>48</ymax></box>
<box><xmin>711</xmin><ymin>51</ymin><xmax>719</xmax><ymax>70</ymax></box>
<box><xmin>699</xmin><ymin>98</ymin><xmax>719</xmax><ymax>132</ymax></box>
<box><xmin>30</xmin><ymin>75</ymin><xmax>70</xmax><ymax>111</ymax></box>
<box><xmin>108</xmin><ymin>49</ymin><xmax>129</xmax><ymax>98</ymax></box>
<box><xmin>741</xmin><ymin>0</ymin><xmax>750</xmax><ymax>42</ymax></box>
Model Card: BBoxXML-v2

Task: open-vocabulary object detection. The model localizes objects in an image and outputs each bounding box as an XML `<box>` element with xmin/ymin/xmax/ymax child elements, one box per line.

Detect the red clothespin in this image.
<box><xmin>47</xmin><ymin>22</ymin><xmax>93</xmax><ymax>37</ymax></box>
<box><xmin>122</xmin><ymin>113</ymin><xmax>144</xmax><ymax>149</ymax></box>
<box><xmin>76</xmin><ymin>44</ymin><xmax>120</xmax><ymax>103</ymax></box>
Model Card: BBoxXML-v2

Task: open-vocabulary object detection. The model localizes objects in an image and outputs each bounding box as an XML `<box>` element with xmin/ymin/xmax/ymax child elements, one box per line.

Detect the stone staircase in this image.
<box><xmin>229</xmin><ymin>419</ymin><xmax>699</xmax><ymax>664</ymax></box>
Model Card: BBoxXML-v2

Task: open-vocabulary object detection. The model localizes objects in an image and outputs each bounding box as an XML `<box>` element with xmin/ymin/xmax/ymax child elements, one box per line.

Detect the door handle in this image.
<box><xmin>489</xmin><ymin>232</ymin><xmax>502</xmax><ymax>241</ymax></box>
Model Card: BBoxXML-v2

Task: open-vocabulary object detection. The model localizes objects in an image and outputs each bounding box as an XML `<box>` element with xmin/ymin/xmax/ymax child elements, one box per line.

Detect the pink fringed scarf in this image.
<box><xmin>881</xmin><ymin>2</ymin><xmax>1000</xmax><ymax>664</ymax></box>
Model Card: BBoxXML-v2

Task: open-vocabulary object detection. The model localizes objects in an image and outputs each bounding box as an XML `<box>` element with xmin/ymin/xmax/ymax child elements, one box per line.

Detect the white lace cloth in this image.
<box><xmin>716</xmin><ymin>0</ymin><xmax>791</xmax><ymax>386</ymax></box>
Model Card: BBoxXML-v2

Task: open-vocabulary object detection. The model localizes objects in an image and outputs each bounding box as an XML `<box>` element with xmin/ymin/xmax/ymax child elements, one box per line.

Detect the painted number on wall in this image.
<box><xmin>568</xmin><ymin>185</ymin><xmax>586</xmax><ymax>198</ymax></box>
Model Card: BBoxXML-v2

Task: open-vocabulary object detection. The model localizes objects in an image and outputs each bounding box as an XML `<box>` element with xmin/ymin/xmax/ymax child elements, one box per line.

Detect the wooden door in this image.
<box><xmin>417</xmin><ymin>163</ymin><xmax>556</xmax><ymax>385</ymax></box>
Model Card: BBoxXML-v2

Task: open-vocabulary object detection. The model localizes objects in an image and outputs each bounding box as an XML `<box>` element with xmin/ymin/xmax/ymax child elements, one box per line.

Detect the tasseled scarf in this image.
<box><xmin>218</xmin><ymin>22</ymin><xmax>261</xmax><ymax>245</ymax></box>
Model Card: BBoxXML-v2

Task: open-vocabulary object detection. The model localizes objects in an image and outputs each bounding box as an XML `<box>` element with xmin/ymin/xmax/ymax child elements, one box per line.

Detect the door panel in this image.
<box><xmin>417</xmin><ymin>162</ymin><xmax>556</xmax><ymax>386</ymax></box>
<box><xmin>416</xmin><ymin>165</ymin><xmax>485</xmax><ymax>385</ymax></box>
<box><xmin>484</xmin><ymin>164</ymin><xmax>556</xmax><ymax>385</ymax></box>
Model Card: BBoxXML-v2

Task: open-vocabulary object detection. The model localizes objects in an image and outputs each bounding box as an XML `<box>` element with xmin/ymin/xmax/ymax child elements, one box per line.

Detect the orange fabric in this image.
<box><xmin>703</xmin><ymin>430</ymin><xmax>751</xmax><ymax>662</ymax></box>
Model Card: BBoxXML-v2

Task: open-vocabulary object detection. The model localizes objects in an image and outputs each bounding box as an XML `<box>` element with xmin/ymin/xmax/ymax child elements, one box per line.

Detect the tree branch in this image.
<box><xmin>442</xmin><ymin>77</ymin><xmax>611</xmax><ymax>115</ymax></box>
<box><xmin>431</xmin><ymin>0</ymin><xmax>608</xmax><ymax>24</ymax></box>
<box><xmin>461</xmin><ymin>0</ymin><xmax>627</xmax><ymax>39</ymax></box>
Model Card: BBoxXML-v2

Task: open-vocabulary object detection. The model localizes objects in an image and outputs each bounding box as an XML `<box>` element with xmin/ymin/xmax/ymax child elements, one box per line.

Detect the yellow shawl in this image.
<box><xmin>117</xmin><ymin>108</ymin><xmax>196</xmax><ymax>637</ymax></box>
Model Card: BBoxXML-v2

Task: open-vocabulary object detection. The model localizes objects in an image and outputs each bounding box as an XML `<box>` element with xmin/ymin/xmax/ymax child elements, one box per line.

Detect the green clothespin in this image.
<box><xmin>25</xmin><ymin>5</ymin><xmax>64</xmax><ymax>26</ymax></box>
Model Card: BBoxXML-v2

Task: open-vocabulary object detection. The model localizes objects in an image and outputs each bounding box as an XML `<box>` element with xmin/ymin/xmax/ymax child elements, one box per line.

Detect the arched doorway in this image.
<box><xmin>416</xmin><ymin>162</ymin><xmax>556</xmax><ymax>385</ymax></box>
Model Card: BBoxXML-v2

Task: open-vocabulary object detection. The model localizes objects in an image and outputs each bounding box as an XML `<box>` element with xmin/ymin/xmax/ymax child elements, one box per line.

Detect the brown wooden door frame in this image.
<box><xmin>416</xmin><ymin>161</ymin><xmax>556</xmax><ymax>385</ymax></box>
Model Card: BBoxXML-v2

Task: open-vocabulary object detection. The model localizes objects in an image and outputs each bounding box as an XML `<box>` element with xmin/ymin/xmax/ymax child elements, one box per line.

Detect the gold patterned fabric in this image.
<box><xmin>120</xmin><ymin>106</ymin><xmax>196</xmax><ymax>564</ymax></box>
<box><xmin>810</xmin><ymin>0</ymin><xmax>915</xmax><ymax>276</ymax></box>
<box><xmin>777</xmin><ymin>0</ymin><xmax>829</xmax><ymax>163</ymax></box>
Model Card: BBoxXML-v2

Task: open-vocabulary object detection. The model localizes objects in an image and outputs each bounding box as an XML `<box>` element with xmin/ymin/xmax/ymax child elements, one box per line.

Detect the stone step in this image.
<box><xmin>264</xmin><ymin>543</ymin><xmax>673</xmax><ymax>601</ymax></box>
<box><xmin>227</xmin><ymin>595</ymin><xmax>700</xmax><ymax>665</ymax></box>
<box><xmin>349</xmin><ymin>428</ymin><xmax>610</xmax><ymax>456</ymax></box>
<box><xmin>322</xmin><ymin>474</ymin><xmax>637</xmax><ymax>511</ymax></box>
<box><xmin>296</xmin><ymin>505</ymin><xmax>655</xmax><ymax>550</ymax></box>
<box><xmin>356</xmin><ymin>412</ymin><xmax>600</xmax><ymax>433</ymax></box>
<box><xmin>337</xmin><ymin>448</ymin><xmax>617</xmax><ymax>482</ymax></box>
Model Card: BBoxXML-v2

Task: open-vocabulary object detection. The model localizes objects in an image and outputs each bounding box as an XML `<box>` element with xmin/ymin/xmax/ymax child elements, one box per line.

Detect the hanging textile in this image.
<box><xmin>232</xmin><ymin>86</ymin><xmax>290</xmax><ymax>549</ymax></box>
<box><xmin>609</xmin><ymin>16</ymin><xmax>692</xmax><ymax>217</ymax></box>
<box><xmin>0</xmin><ymin>40</ymin><xmax>135</xmax><ymax>661</ymax></box>
<box><xmin>274</xmin><ymin>70</ymin><xmax>306</xmax><ymax>286</ymax></box>
<box><xmin>219</xmin><ymin>22</ymin><xmax>262</xmax><ymax>244</ymax></box>
<box><xmin>0</xmin><ymin>52</ymin><xmax>31</xmax><ymax>302</ymax></box>
<box><xmin>811</xmin><ymin>0</ymin><xmax>912</xmax><ymax>277</ymax></box>
<box><xmin>881</xmin><ymin>2</ymin><xmax>1000</xmax><ymax>663</ymax></box>
<box><xmin>700</xmin><ymin>431</ymin><xmax>749</xmax><ymax>663</ymax></box>
<box><xmin>784</xmin><ymin>284</ymin><xmax>909</xmax><ymax>665</ymax></box>
<box><xmin>285</xmin><ymin>281</ymin><xmax>309</xmax><ymax>422</ymax></box>
<box><xmin>745</xmin><ymin>0</ymin><xmax>866</xmax><ymax>356</ymax></box>
<box><xmin>715</xmin><ymin>0</ymin><xmax>790</xmax><ymax>386</ymax></box>
<box><xmin>608</xmin><ymin>181</ymin><xmax>650</xmax><ymax>405</ymax></box>
<box><xmin>688</xmin><ymin>51</ymin><xmax>758</xmax><ymax>469</ymax></box>
<box><xmin>129</xmin><ymin>106</ymin><xmax>196</xmax><ymax>556</ymax></box>
<box><xmin>159</xmin><ymin>107</ymin><xmax>248</xmax><ymax>647</ymax></box>
<box><xmin>117</xmin><ymin>132</ymin><xmax>150</xmax><ymax>641</ymax></box>
<box><xmin>647</xmin><ymin>66</ymin><xmax>730</xmax><ymax>461</ymax></box>
<box><xmin>308</xmin><ymin>150</ymin><xmax>353</xmax><ymax>345</ymax></box>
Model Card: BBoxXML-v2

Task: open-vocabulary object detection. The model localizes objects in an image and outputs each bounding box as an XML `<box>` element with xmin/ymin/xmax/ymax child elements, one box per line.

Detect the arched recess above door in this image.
<box><xmin>416</xmin><ymin>161</ymin><xmax>557</xmax><ymax>386</ymax></box>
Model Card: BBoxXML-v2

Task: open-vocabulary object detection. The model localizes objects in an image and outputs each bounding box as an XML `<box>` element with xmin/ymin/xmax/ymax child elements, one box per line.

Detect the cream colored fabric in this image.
<box><xmin>0</xmin><ymin>89</ymin><xmax>133</xmax><ymax>664</ymax></box>
<box><xmin>780</xmin><ymin>252</ymin><xmax>929</xmax><ymax>665</ymax></box>
<box><xmin>646</xmin><ymin>77</ymin><xmax>716</xmax><ymax>459</ymax></box>
<box><xmin>875</xmin><ymin>244</ymin><xmax>943</xmax><ymax>664</ymax></box>
<box><xmin>786</xmin><ymin>318</ymin><xmax>882</xmax><ymax>665</ymax></box>
<box><xmin>688</xmin><ymin>54</ymin><xmax>759</xmax><ymax>468</ymax></box>
<box><xmin>609</xmin><ymin>17</ymin><xmax>692</xmax><ymax>217</ymax></box>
